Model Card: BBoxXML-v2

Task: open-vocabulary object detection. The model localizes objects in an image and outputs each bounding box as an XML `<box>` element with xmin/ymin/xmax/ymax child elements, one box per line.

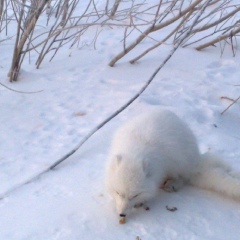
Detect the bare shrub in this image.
<box><xmin>1</xmin><ymin>0</ymin><xmax>239</xmax><ymax>81</ymax></box>
<box><xmin>109</xmin><ymin>0</ymin><xmax>240</xmax><ymax>66</ymax></box>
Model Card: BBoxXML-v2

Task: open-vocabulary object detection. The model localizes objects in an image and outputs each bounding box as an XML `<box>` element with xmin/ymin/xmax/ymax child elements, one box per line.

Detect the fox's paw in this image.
<box><xmin>134</xmin><ymin>203</ymin><xmax>150</xmax><ymax>211</ymax></box>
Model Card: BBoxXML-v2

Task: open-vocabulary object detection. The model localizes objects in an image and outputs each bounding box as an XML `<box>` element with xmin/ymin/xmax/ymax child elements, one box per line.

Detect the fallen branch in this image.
<box><xmin>0</xmin><ymin>81</ymin><xmax>43</xmax><ymax>93</ymax></box>
<box><xmin>221</xmin><ymin>96</ymin><xmax>234</xmax><ymax>102</ymax></box>
<box><xmin>221</xmin><ymin>96</ymin><xmax>240</xmax><ymax>115</ymax></box>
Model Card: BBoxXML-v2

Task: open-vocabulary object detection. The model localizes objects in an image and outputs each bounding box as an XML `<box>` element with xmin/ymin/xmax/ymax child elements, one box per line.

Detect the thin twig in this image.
<box><xmin>108</xmin><ymin>0</ymin><xmax>203</xmax><ymax>66</ymax></box>
<box><xmin>221</xmin><ymin>96</ymin><xmax>234</xmax><ymax>102</ymax></box>
<box><xmin>0</xmin><ymin>81</ymin><xmax>43</xmax><ymax>93</ymax></box>
<box><xmin>196</xmin><ymin>26</ymin><xmax>240</xmax><ymax>51</ymax></box>
<box><xmin>221</xmin><ymin>96</ymin><xmax>240</xmax><ymax>115</ymax></box>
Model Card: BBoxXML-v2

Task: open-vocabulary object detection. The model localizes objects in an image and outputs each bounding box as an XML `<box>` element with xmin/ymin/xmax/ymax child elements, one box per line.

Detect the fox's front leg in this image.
<box><xmin>134</xmin><ymin>202</ymin><xmax>150</xmax><ymax>211</ymax></box>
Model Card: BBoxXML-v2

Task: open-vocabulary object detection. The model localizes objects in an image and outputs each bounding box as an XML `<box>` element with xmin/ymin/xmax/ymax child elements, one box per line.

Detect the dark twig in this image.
<box><xmin>166</xmin><ymin>205</ymin><xmax>178</xmax><ymax>212</ymax></box>
<box><xmin>221</xmin><ymin>96</ymin><xmax>240</xmax><ymax>115</ymax></box>
<box><xmin>0</xmin><ymin>81</ymin><xmax>43</xmax><ymax>94</ymax></box>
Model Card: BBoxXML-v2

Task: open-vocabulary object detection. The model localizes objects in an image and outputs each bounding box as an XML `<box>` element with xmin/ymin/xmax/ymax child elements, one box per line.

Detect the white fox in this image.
<box><xmin>105</xmin><ymin>108</ymin><xmax>240</xmax><ymax>220</ymax></box>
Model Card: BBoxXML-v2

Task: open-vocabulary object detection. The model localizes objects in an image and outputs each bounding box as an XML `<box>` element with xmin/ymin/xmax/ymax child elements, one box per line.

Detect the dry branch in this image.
<box><xmin>2</xmin><ymin>0</ymin><xmax>240</xmax><ymax>81</ymax></box>
<box><xmin>110</xmin><ymin>0</ymin><xmax>121</xmax><ymax>17</ymax></box>
<box><xmin>129</xmin><ymin>8</ymin><xmax>194</xmax><ymax>64</ymax></box>
<box><xmin>196</xmin><ymin>25</ymin><xmax>240</xmax><ymax>51</ymax></box>
<box><xmin>8</xmin><ymin>0</ymin><xmax>50</xmax><ymax>81</ymax></box>
<box><xmin>0</xmin><ymin>0</ymin><xmax>4</xmax><ymax>22</ymax></box>
<box><xmin>0</xmin><ymin>81</ymin><xmax>43</xmax><ymax>93</ymax></box>
<box><xmin>108</xmin><ymin>0</ymin><xmax>203</xmax><ymax>67</ymax></box>
<box><xmin>221</xmin><ymin>96</ymin><xmax>240</xmax><ymax>115</ymax></box>
<box><xmin>109</xmin><ymin>0</ymin><xmax>240</xmax><ymax>66</ymax></box>
<box><xmin>60</xmin><ymin>0</ymin><xmax>69</xmax><ymax>26</ymax></box>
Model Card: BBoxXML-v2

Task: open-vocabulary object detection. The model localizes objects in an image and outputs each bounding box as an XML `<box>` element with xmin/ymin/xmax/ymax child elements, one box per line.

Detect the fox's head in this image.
<box><xmin>106</xmin><ymin>154</ymin><xmax>158</xmax><ymax>217</ymax></box>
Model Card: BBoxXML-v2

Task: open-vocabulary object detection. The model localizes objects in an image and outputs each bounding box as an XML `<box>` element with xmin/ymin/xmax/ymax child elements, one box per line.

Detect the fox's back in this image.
<box><xmin>109</xmin><ymin>108</ymin><xmax>200</xmax><ymax>177</ymax></box>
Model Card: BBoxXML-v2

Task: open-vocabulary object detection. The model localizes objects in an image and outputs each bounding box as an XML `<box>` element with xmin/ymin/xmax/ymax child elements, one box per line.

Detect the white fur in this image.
<box><xmin>191</xmin><ymin>152</ymin><xmax>240</xmax><ymax>198</ymax></box>
<box><xmin>105</xmin><ymin>108</ymin><xmax>240</xmax><ymax>217</ymax></box>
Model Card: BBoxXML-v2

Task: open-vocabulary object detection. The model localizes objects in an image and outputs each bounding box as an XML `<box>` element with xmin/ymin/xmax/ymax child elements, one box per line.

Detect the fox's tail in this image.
<box><xmin>190</xmin><ymin>152</ymin><xmax>240</xmax><ymax>199</ymax></box>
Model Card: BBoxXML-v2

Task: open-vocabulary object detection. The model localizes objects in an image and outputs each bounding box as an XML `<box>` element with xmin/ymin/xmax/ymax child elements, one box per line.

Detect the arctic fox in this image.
<box><xmin>105</xmin><ymin>108</ymin><xmax>240</xmax><ymax>219</ymax></box>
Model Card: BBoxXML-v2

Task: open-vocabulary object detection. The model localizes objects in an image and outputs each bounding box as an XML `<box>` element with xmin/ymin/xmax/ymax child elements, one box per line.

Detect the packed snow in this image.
<box><xmin>0</xmin><ymin>1</ymin><xmax>240</xmax><ymax>239</ymax></box>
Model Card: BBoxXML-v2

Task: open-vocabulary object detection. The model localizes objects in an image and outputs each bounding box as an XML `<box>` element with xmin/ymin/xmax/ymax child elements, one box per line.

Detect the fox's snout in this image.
<box><xmin>115</xmin><ymin>198</ymin><xmax>130</xmax><ymax>217</ymax></box>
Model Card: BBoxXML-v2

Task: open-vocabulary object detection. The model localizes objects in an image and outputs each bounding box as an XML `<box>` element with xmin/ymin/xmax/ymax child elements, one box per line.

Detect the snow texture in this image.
<box><xmin>0</xmin><ymin>0</ymin><xmax>240</xmax><ymax>239</ymax></box>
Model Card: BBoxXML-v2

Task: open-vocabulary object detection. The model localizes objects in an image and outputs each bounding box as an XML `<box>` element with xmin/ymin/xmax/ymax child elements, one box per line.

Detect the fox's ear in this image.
<box><xmin>142</xmin><ymin>160</ymin><xmax>151</xmax><ymax>178</ymax></box>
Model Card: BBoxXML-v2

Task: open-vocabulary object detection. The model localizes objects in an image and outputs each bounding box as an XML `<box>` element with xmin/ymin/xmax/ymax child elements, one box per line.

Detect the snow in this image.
<box><xmin>1</xmin><ymin>1</ymin><xmax>240</xmax><ymax>239</ymax></box>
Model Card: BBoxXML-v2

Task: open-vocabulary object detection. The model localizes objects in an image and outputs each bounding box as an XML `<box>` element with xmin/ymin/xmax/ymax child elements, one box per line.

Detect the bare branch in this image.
<box><xmin>108</xmin><ymin>0</ymin><xmax>203</xmax><ymax>67</ymax></box>
<box><xmin>196</xmin><ymin>25</ymin><xmax>240</xmax><ymax>51</ymax></box>
<box><xmin>0</xmin><ymin>81</ymin><xmax>43</xmax><ymax>93</ymax></box>
<box><xmin>8</xmin><ymin>0</ymin><xmax>51</xmax><ymax>81</ymax></box>
<box><xmin>110</xmin><ymin>0</ymin><xmax>121</xmax><ymax>18</ymax></box>
<box><xmin>2</xmin><ymin>0</ymin><xmax>240</xmax><ymax>80</ymax></box>
<box><xmin>221</xmin><ymin>96</ymin><xmax>240</xmax><ymax>115</ymax></box>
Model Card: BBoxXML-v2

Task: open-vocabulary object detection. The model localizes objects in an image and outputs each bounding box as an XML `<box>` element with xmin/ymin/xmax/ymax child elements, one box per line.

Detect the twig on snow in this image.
<box><xmin>221</xmin><ymin>96</ymin><xmax>235</xmax><ymax>102</ymax></box>
<box><xmin>0</xmin><ymin>81</ymin><xmax>43</xmax><ymax>94</ymax></box>
<box><xmin>221</xmin><ymin>96</ymin><xmax>240</xmax><ymax>115</ymax></box>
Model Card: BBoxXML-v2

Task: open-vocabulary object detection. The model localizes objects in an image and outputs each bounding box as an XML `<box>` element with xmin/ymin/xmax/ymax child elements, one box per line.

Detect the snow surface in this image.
<box><xmin>0</xmin><ymin>1</ymin><xmax>240</xmax><ymax>239</ymax></box>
